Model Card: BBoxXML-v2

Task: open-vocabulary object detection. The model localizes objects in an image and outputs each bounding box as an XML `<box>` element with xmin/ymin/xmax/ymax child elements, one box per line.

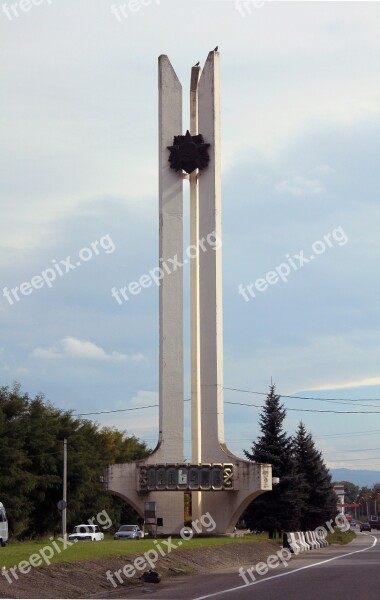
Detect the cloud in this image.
<box><xmin>31</xmin><ymin>337</ymin><xmax>144</xmax><ymax>362</ymax></box>
<box><xmin>311</xmin><ymin>376</ymin><xmax>380</xmax><ymax>392</ymax></box>
<box><xmin>224</xmin><ymin>329</ymin><xmax>380</xmax><ymax>398</ymax></box>
<box><xmin>315</xmin><ymin>164</ymin><xmax>335</xmax><ymax>175</ymax></box>
<box><xmin>129</xmin><ymin>390</ymin><xmax>159</xmax><ymax>407</ymax></box>
<box><xmin>98</xmin><ymin>413</ymin><xmax>159</xmax><ymax>447</ymax></box>
<box><xmin>275</xmin><ymin>175</ymin><xmax>325</xmax><ymax>196</ymax></box>
<box><xmin>1</xmin><ymin>365</ymin><xmax>30</xmax><ymax>375</ymax></box>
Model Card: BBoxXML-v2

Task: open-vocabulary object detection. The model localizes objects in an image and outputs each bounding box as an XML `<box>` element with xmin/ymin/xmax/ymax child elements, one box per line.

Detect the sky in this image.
<box><xmin>1</xmin><ymin>0</ymin><xmax>380</xmax><ymax>474</ymax></box>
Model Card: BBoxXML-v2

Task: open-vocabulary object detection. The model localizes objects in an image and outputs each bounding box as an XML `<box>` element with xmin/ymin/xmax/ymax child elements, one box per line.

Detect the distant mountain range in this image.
<box><xmin>330</xmin><ymin>468</ymin><xmax>380</xmax><ymax>487</ymax></box>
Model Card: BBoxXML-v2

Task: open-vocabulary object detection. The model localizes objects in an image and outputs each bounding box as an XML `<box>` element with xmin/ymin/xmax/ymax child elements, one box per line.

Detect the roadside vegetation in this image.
<box><xmin>0</xmin><ymin>383</ymin><xmax>150</xmax><ymax>538</ymax></box>
<box><xmin>0</xmin><ymin>533</ymin><xmax>270</xmax><ymax>569</ymax></box>
<box><xmin>1</xmin><ymin>382</ymin><xmax>370</xmax><ymax>551</ymax></box>
<box><xmin>326</xmin><ymin>529</ymin><xmax>356</xmax><ymax>545</ymax></box>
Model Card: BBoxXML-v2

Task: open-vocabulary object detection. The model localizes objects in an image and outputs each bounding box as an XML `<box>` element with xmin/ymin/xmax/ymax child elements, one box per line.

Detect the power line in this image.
<box><xmin>328</xmin><ymin>462</ymin><xmax>380</xmax><ymax>468</ymax></box>
<box><xmin>223</xmin><ymin>386</ymin><xmax>380</xmax><ymax>405</ymax></box>
<box><xmin>224</xmin><ymin>400</ymin><xmax>380</xmax><ymax>414</ymax></box>
<box><xmin>324</xmin><ymin>456</ymin><xmax>380</xmax><ymax>462</ymax></box>
<box><xmin>211</xmin><ymin>429</ymin><xmax>380</xmax><ymax>443</ymax></box>
<box><xmin>68</xmin><ymin>389</ymin><xmax>380</xmax><ymax>417</ymax></box>
<box><xmin>323</xmin><ymin>447</ymin><xmax>380</xmax><ymax>455</ymax></box>
<box><xmin>72</xmin><ymin>400</ymin><xmax>380</xmax><ymax>416</ymax></box>
<box><xmin>73</xmin><ymin>404</ymin><xmax>159</xmax><ymax>416</ymax></box>
<box><xmin>315</xmin><ymin>429</ymin><xmax>380</xmax><ymax>440</ymax></box>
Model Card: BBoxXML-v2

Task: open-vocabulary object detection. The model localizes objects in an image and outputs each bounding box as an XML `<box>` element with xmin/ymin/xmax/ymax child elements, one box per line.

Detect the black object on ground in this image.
<box><xmin>141</xmin><ymin>570</ymin><xmax>161</xmax><ymax>583</ymax></box>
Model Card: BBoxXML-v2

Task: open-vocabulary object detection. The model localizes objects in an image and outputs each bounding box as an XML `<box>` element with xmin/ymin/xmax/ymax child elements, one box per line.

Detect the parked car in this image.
<box><xmin>359</xmin><ymin>523</ymin><xmax>371</xmax><ymax>532</ymax></box>
<box><xmin>114</xmin><ymin>525</ymin><xmax>144</xmax><ymax>540</ymax></box>
<box><xmin>368</xmin><ymin>515</ymin><xmax>380</xmax><ymax>530</ymax></box>
<box><xmin>0</xmin><ymin>502</ymin><xmax>8</xmax><ymax>547</ymax></box>
<box><xmin>350</xmin><ymin>520</ymin><xmax>357</xmax><ymax>526</ymax></box>
<box><xmin>68</xmin><ymin>524</ymin><xmax>104</xmax><ymax>541</ymax></box>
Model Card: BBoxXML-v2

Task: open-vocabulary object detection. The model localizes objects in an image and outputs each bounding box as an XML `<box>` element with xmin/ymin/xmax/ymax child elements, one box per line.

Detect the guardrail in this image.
<box><xmin>283</xmin><ymin>529</ymin><xmax>329</xmax><ymax>553</ymax></box>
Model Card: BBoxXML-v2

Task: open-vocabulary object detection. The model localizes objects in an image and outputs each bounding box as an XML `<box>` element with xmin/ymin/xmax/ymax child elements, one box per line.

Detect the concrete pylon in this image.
<box><xmin>190</xmin><ymin>64</ymin><xmax>202</xmax><ymax>523</ymax></box>
<box><xmin>191</xmin><ymin>52</ymin><xmax>272</xmax><ymax>531</ymax></box>
<box><xmin>105</xmin><ymin>51</ymin><xmax>272</xmax><ymax>536</ymax></box>
<box><xmin>198</xmin><ymin>51</ymin><xmax>225</xmax><ymax>461</ymax></box>
<box><xmin>104</xmin><ymin>56</ymin><xmax>185</xmax><ymax>534</ymax></box>
<box><xmin>158</xmin><ymin>55</ymin><xmax>184</xmax><ymax>463</ymax></box>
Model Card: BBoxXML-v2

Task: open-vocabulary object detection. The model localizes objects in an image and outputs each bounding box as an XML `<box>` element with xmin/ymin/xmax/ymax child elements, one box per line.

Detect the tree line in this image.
<box><xmin>2</xmin><ymin>382</ymin><xmax>359</xmax><ymax>539</ymax></box>
<box><xmin>332</xmin><ymin>480</ymin><xmax>380</xmax><ymax>520</ymax></box>
<box><xmin>0</xmin><ymin>383</ymin><xmax>150</xmax><ymax>538</ymax></box>
<box><xmin>243</xmin><ymin>385</ymin><xmax>338</xmax><ymax>535</ymax></box>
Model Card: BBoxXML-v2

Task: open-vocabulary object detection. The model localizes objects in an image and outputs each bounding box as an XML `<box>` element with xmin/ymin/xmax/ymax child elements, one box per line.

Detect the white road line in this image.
<box><xmin>193</xmin><ymin>536</ymin><xmax>378</xmax><ymax>600</ymax></box>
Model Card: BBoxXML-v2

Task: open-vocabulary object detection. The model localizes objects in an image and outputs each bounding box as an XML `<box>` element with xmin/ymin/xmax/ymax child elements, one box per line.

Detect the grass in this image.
<box><xmin>0</xmin><ymin>533</ymin><xmax>269</xmax><ymax>569</ymax></box>
<box><xmin>325</xmin><ymin>529</ymin><xmax>356</xmax><ymax>545</ymax></box>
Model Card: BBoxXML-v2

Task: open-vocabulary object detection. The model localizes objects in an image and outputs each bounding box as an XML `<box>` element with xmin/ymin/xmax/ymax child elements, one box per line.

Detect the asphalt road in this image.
<box><xmin>99</xmin><ymin>531</ymin><xmax>379</xmax><ymax>600</ymax></box>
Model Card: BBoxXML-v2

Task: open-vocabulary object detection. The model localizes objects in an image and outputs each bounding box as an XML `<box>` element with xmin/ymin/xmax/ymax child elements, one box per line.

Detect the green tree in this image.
<box><xmin>294</xmin><ymin>422</ymin><xmax>337</xmax><ymax>530</ymax></box>
<box><xmin>371</xmin><ymin>483</ymin><xmax>380</xmax><ymax>515</ymax></box>
<box><xmin>243</xmin><ymin>385</ymin><xmax>303</xmax><ymax>536</ymax></box>
<box><xmin>100</xmin><ymin>427</ymin><xmax>150</xmax><ymax>464</ymax></box>
<box><xmin>0</xmin><ymin>383</ymin><xmax>150</xmax><ymax>538</ymax></box>
<box><xmin>21</xmin><ymin>396</ymin><xmax>64</xmax><ymax>536</ymax></box>
<box><xmin>331</xmin><ymin>480</ymin><xmax>360</xmax><ymax>504</ymax></box>
<box><xmin>0</xmin><ymin>384</ymin><xmax>34</xmax><ymax>535</ymax></box>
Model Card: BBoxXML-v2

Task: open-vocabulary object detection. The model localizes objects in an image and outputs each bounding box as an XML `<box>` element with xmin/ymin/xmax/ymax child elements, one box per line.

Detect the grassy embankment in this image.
<box><xmin>0</xmin><ymin>533</ymin><xmax>269</xmax><ymax>569</ymax></box>
<box><xmin>325</xmin><ymin>529</ymin><xmax>356</xmax><ymax>545</ymax></box>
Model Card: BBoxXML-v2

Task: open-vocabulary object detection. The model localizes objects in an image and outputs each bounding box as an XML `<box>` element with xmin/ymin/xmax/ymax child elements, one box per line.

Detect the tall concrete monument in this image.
<box><xmin>105</xmin><ymin>51</ymin><xmax>272</xmax><ymax>535</ymax></box>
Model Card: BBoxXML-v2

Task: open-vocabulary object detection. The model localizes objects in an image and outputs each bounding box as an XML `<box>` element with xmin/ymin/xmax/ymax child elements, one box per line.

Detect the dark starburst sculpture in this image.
<box><xmin>167</xmin><ymin>130</ymin><xmax>210</xmax><ymax>175</ymax></box>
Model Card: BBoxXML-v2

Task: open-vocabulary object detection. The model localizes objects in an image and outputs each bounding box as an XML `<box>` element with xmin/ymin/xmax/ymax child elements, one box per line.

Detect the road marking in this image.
<box><xmin>193</xmin><ymin>536</ymin><xmax>377</xmax><ymax>599</ymax></box>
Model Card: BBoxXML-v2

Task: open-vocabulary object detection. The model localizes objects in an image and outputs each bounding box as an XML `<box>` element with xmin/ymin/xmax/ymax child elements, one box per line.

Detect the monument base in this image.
<box><xmin>105</xmin><ymin>459</ymin><xmax>272</xmax><ymax>535</ymax></box>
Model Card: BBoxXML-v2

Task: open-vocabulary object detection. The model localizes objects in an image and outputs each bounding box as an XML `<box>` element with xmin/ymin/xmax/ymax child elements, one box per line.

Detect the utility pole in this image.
<box><xmin>62</xmin><ymin>438</ymin><xmax>67</xmax><ymax>540</ymax></box>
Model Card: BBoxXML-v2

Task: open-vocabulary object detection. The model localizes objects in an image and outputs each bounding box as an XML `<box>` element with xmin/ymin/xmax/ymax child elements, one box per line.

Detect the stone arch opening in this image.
<box><xmin>226</xmin><ymin>491</ymin><xmax>268</xmax><ymax>533</ymax></box>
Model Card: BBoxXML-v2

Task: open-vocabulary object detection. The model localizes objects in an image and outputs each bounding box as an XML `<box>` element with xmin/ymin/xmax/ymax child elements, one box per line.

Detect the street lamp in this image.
<box><xmin>373</xmin><ymin>492</ymin><xmax>380</xmax><ymax>516</ymax></box>
<box><xmin>359</xmin><ymin>496</ymin><xmax>369</xmax><ymax>520</ymax></box>
<box><xmin>63</xmin><ymin>438</ymin><xmax>67</xmax><ymax>540</ymax></box>
<box><xmin>57</xmin><ymin>438</ymin><xmax>68</xmax><ymax>540</ymax></box>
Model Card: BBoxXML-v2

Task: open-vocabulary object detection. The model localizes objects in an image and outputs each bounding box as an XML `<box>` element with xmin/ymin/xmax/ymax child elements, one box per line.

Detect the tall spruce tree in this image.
<box><xmin>243</xmin><ymin>385</ymin><xmax>303</xmax><ymax>535</ymax></box>
<box><xmin>293</xmin><ymin>421</ymin><xmax>337</xmax><ymax>530</ymax></box>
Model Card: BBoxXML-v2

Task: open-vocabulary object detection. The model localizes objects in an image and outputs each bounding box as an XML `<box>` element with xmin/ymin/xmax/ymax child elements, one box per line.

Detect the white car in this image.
<box><xmin>114</xmin><ymin>525</ymin><xmax>144</xmax><ymax>540</ymax></box>
<box><xmin>0</xmin><ymin>502</ymin><xmax>8</xmax><ymax>547</ymax></box>
<box><xmin>68</xmin><ymin>524</ymin><xmax>104</xmax><ymax>541</ymax></box>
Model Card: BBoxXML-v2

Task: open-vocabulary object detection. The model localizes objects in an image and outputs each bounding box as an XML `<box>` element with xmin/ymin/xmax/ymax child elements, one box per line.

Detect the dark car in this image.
<box><xmin>360</xmin><ymin>523</ymin><xmax>371</xmax><ymax>532</ymax></box>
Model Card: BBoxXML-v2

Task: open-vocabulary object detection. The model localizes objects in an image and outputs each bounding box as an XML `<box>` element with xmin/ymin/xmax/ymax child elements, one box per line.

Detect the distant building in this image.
<box><xmin>333</xmin><ymin>485</ymin><xmax>345</xmax><ymax>514</ymax></box>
